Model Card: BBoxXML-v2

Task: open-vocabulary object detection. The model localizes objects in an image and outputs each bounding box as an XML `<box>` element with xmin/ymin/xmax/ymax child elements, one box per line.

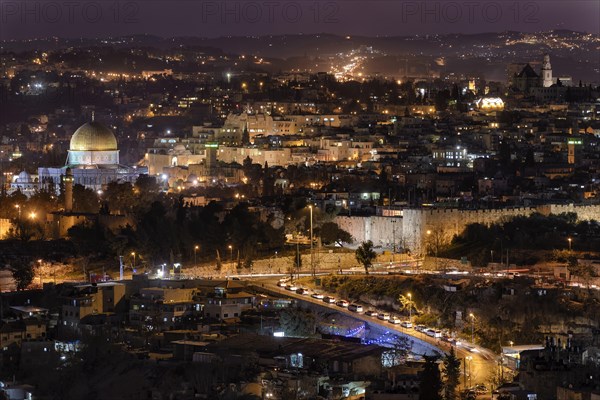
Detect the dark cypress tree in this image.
<box><xmin>241</xmin><ymin>123</ymin><xmax>250</xmax><ymax>146</ymax></box>
<box><xmin>443</xmin><ymin>347</ymin><xmax>461</xmax><ymax>400</ymax></box>
<box><xmin>419</xmin><ymin>355</ymin><xmax>442</xmax><ymax>400</ymax></box>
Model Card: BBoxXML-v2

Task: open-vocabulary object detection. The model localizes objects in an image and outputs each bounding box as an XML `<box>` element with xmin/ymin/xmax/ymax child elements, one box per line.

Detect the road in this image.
<box><xmin>261</xmin><ymin>281</ymin><xmax>500</xmax><ymax>389</ymax></box>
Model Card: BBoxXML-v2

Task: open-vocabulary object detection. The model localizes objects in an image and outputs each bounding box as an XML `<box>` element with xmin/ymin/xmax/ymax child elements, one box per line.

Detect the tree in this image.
<box><xmin>398</xmin><ymin>293</ymin><xmax>419</xmax><ymax>315</ymax></box>
<box><xmin>72</xmin><ymin>184</ymin><xmax>99</xmax><ymax>213</ymax></box>
<box><xmin>355</xmin><ymin>240</ymin><xmax>376</xmax><ymax>275</ymax></box>
<box><xmin>68</xmin><ymin>222</ymin><xmax>108</xmax><ymax>256</ymax></box>
<box><xmin>104</xmin><ymin>181</ymin><xmax>136</xmax><ymax>214</ymax></box>
<box><xmin>7</xmin><ymin>218</ymin><xmax>44</xmax><ymax>241</ymax></box>
<box><xmin>10</xmin><ymin>259</ymin><xmax>35</xmax><ymax>290</ymax></box>
<box><xmin>241</xmin><ymin>124</ymin><xmax>250</xmax><ymax>146</ymax></box>
<box><xmin>320</xmin><ymin>222</ymin><xmax>353</xmax><ymax>246</ymax></box>
<box><xmin>279</xmin><ymin>309</ymin><xmax>316</xmax><ymax>337</ymax></box>
<box><xmin>567</xmin><ymin>257</ymin><xmax>595</xmax><ymax>288</ymax></box>
<box><xmin>443</xmin><ymin>347</ymin><xmax>461</xmax><ymax>400</ymax></box>
<box><xmin>383</xmin><ymin>334</ymin><xmax>413</xmax><ymax>367</ymax></box>
<box><xmin>419</xmin><ymin>355</ymin><xmax>442</xmax><ymax>400</ymax></box>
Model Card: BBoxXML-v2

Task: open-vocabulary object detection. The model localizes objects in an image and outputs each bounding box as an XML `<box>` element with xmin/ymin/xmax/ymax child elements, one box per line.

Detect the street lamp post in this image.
<box><xmin>194</xmin><ymin>245</ymin><xmax>199</xmax><ymax>267</ymax></box>
<box><xmin>391</xmin><ymin>220</ymin><xmax>396</xmax><ymax>266</ymax></box>
<box><xmin>466</xmin><ymin>356</ymin><xmax>473</xmax><ymax>387</ymax></box>
<box><xmin>131</xmin><ymin>252</ymin><xmax>136</xmax><ymax>271</ymax></box>
<box><xmin>309</xmin><ymin>205</ymin><xmax>314</xmax><ymax>276</ymax></box>
<box><xmin>407</xmin><ymin>292</ymin><xmax>412</xmax><ymax>324</ymax></box>
<box><xmin>15</xmin><ymin>204</ymin><xmax>21</xmax><ymax>219</ymax></box>
<box><xmin>568</xmin><ymin>237</ymin><xmax>572</xmax><ymax>252</ymax></box>
<box><xmin>469</xmin><ymin>313</ymin><xmax>475</xmax><ymax>344</ymax></box>
<box><xmin>228</xmin><ymin>245</ymin><xmax>233</xmax><ymax>269</ymax></box>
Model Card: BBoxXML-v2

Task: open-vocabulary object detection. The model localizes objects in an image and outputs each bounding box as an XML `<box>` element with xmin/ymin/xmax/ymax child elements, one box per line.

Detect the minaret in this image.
<box><xmin>64</xmin><ymin>167</ymin><xmax>73</xmax><ymax>212</ymax></box>
<box><xmin>541</xmin><ymin>54</ymin><xmax>553</xmax><ymax>87</ymax></box>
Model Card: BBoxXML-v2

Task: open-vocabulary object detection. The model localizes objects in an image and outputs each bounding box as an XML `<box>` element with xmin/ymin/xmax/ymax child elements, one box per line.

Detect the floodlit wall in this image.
<box><xmin>336</xmin><ymin>204</ymin><xmax>600</xmax><ymax>254</ymax></box>
<box><xmin>0</xmin><ymin>218</ymin><xmax>12</xmax><ymax>239</ymax></box>
<box><xmin>334</xmin><ymin>216</ymin><xmax>403</xmax><ymax>249</ymax></box>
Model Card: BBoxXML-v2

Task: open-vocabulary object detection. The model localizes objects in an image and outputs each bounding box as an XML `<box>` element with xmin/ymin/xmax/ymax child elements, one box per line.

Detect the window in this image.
<box><xmin>223</xmin><ymin>313</ymin><xmax>229</xmax><ymax>318</ymax></box>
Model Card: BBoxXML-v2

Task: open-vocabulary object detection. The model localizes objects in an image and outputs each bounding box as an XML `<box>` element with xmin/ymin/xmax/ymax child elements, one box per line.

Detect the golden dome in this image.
<box><xmin>70</xmin><ymin>121</ymin><xmax>117</xmax><ymax>151</ymax></box>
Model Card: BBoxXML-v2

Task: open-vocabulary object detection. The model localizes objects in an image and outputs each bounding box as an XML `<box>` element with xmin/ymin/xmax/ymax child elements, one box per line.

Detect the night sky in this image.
<box><xmin>0</xmin><ymin>0</ymin><xmax>598</xmax><ymax>40</ymax></box>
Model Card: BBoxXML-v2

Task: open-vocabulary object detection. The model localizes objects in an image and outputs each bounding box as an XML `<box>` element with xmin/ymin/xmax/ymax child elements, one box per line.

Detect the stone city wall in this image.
<box><xmin>336</xmin><ymin>204</ymin><xmax>600</xmax><ymax>254</ymax></box>
<box><xmin>334</xmin><ymin>216</ymin><xmax>404</xmax><ymax>249</ymax></box>
<box><xmin>0</xmin><ymin>218</ymin><xmax>12</xmax><ymax>239</ymax></box>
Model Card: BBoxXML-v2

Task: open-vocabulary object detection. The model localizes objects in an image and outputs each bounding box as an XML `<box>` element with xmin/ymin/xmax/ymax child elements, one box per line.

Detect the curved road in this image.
<box><xmin>261</xmin><ymin>281</ymin><xmax>500</xmax><ymax>389</ymax></box>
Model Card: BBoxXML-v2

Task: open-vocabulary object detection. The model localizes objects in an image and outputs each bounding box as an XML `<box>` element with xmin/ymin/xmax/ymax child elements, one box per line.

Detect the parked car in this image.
<box><xmin>426</xmin><ymin>329</ymin><xmax>442</xmax><ymax>338</ymax></box>
<box><xmin>377</xmin><ymin>313</ymin><xmax>391</xmax><ymax>321</ymax></box>
<box><xmin>323</xmin><ymin>296</ymin><xmax>336</xmax><ymax>303</ymax></box>
<box><xmin>311</xmin><ymin>293</ymin><xmax>324</xmax><ymax>299</ymax></box>
<box><xmin>336</xmin><ymin>300</ymin><xmax>349</xmax><ymax>308</ymax></box>
<box><xmin>401</xmin><ymin>321</ymin><xmax>413</xmax><ymax>328</ymax></box>
<box><xmin>415</xmin><ymin>324</ymin><xmax>427</xmax><ymax>332</ymax></box>
<box><xmin>365</xmin><ymin>310</ymin><xmax>378</xmax><ymax>317</ymax></box>
<box><xmin>296</xmin><ymin>288</ymin><xmax>310</xmax><ymax>295</ymax></box>
<box><xmin>285</xmin><ymin>284</ymin><xmax>298</xmax><ymax>291</ymax></box>
<box><xmin>348</xmin><ymin>304</ymin><xmax>363</xmax><ymax>313</ymax></box>
<box><xmin>277</xmin><ymin>280</ymin><xmax>287</xmax><ymax>287</ymax></box>
<box><xmin>389</xmin><ymin>316</ymin><xmax>402</xmax><ymax>324</ymax></box>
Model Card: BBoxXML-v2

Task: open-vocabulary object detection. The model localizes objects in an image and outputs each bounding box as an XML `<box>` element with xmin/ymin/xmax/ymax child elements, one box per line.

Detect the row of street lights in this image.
<box><xmin>14</xmin><ymin>204</ymin><xmax>37</xmax><ymax>220</ymax></box>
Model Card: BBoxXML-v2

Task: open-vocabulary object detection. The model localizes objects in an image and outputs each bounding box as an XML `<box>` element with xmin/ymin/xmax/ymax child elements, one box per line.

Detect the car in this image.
<box><xmin>336</xmin><ymin>300</ymin><xmax>349</xmax><ymax>308</ymax></box>
<box><xmin>365</xmin><ymin>310</ymin><xmax>378</xmax><ymax>317</ymax></box>
<box><xmin>277</xmin><ymin>281</ymin><xmax>287</xmax><ymax>287</ymax></box>
<box><xmin>426</xmin><ymin>329</ymin><xmax>441</xmax><ymax>337</ymax></box>
<box><xmin>285</xmin><ymin>284</ymin><xmax>298</xmax><ymax>291</ymax></box>
<box><xmin>474</xmin><ymin>384</ymin><xmax>487</xmax><ymax>394</ymax></box>
<box><xmin>296</xmin><ymin>288</ymin><xmax>310</xmax><ymax>295</ymax></box>
<box><xmin>323</xmin><ymin>296</ymin><xmax>336</xmax><ymax>303</ymax></box>
<box><xmin>348</xmin><ymin>304</ymin><xmax>363</xmax><ymax>313</ymax></box>
<box><xmin>311</xmin><ymin>293</ymin><xmax>324</xmax><ymax>299</ymax></box>
<box><xmin>415</xmin><ymin>324</ymin><xmax>427</xmax><ymax>332</ymax></box>
<box><xmin>377</xmin><ymin>313</ymin><xmax>391</xmax><ymax>321</ymax></box>
<box><xmin>400</xmin><ymin>321</ymin><xmax>413</xmax><ymax>328</ymax></box>
<box><xmin>389</xmin><ymin>317</ymin><xmax>402</xmax><ymax>324</ymax></box>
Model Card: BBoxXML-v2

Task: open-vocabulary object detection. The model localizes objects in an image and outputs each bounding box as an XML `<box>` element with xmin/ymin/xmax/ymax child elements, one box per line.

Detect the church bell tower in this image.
<box><xmin>541</xmin><ymin>54</ymin><xmax>553</xmax><ymax>87</ymax></box>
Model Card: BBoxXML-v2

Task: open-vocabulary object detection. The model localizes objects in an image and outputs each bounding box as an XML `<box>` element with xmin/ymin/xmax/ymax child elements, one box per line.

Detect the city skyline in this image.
<box><xmin>0</xmin><ymin>0</ymin><xmax>599</xmax><ymax>40</ymax></box>
<box><xmin>1</xmin><ymin>2</ymin><xmax>600</xmax><ymax>399</ymax></box>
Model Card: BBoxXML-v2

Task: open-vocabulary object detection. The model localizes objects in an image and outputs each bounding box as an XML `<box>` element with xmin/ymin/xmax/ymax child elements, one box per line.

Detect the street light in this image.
<box><xmin>131</xmin><ymin>252</ymin><xmax>136</xmax><ymax>271</ymax></box>
<box><xmin>568</xmin><ymin>237</ymin><xmax>572</xmax><ymax>252</ymax></box>
<box><xmin>15</xmin><ymin>204</ymin><xmax>21</xmax><ymax>219</ymax></box>
<box><xmin>391</xmin><ymin>219</ymin><xmax>396</xmax><ymax>266</ymax></box>
<box><xmin>469</xmin><ymin>313</ymin><xmax>475</xmax><ymax>344</ymax></box>
<box><xmin>194</xmin><ymin>245</ymin><xmax>199</xmax><ymax>267</ymax></box>
<box><xmin>29</xmin><ymin>211</ymin><xmax>36</xmax><ymax>220</ymax></box>
<box><xmin>509</xmin><ymin>340</ymin><xmax>514</xmax><ymax>347</ymax></box>
<box><xmin>407</xmin><ymin>292</ymin><xmax>412</xmax><ymax>324</ymax></box>
<box><xmin>309</xmin><ymin>205</ymin><xmax>314</xmax><ymax>276</ymax></box>
<box><xmin>228</xmin><ymin>245</ymin><xmax>233</xmax><ymax>269</ymax></box>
